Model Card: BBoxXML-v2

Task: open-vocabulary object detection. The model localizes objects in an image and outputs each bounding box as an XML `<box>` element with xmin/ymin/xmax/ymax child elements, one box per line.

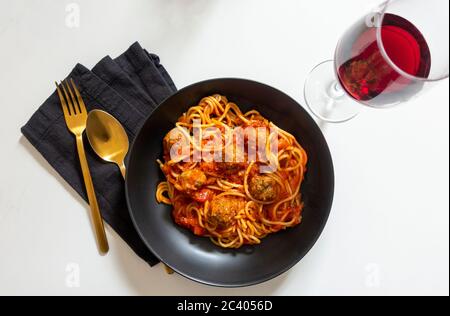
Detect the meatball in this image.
<box><xmin>249</xmin><ymin>175</ymin><xmax>278</xmax><ymax>202</ymax></box>
<box><xmin>163</xmin><ymin>128</ymin><xmax>187</xmax><ymax>156</ymax></box>
<box><xmin>179</xmin><ymin>169</ymin><xmax>207</xmax><ymax>192</ymax></box>
<box><xmin>208</xmin><ymin>196</ymin><xmax>245</xmax><ymax>228</ymax></box>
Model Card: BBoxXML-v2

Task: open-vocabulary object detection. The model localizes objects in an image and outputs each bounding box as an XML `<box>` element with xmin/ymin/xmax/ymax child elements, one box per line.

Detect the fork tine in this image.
<box><xmin>55</xmin><ymin>82</ymin><xmax>70</xmax><ymax>118</ymax></box>
<box><xmin>60</xmin><ymin>81</ymin><xmax>76</xmax><ymax>116</ymax></box>
<box><xmin>63</xmin><ymin>80</ymin><xmax>79</xmax><ymax>115</ymax></box>
<box><xmin>70</xmin><ymin>78</ymin><xmax>87</xmax><ymax>114</ymax></box>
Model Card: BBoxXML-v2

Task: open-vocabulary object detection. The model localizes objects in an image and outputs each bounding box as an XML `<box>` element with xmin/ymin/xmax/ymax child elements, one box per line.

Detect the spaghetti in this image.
<box><xmin>156</xmin><ymin>95</ymin><xmax>308</xmax><ymax>248</ymax></box>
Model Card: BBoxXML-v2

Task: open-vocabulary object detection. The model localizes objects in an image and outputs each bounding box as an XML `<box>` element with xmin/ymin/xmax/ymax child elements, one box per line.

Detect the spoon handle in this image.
<box><xmin>119</xmin><ymin>162</ymin><xmax>126</xmax><ymax>179</ymax></box>
<box><xmin>76</xmin><ymin>136</ymin><xmax>109</xmax><ymax>255</ymax></box>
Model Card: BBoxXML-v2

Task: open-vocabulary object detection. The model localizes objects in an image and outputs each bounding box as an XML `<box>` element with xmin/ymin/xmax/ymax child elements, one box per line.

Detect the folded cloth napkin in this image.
<box><xmin>21</xmin><ymin>42</ymin><xmax>176</xmax><ymax>266</ymax></box>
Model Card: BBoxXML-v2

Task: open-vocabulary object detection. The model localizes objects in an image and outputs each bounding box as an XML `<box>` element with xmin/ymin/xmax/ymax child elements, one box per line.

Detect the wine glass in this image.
<box><xmin>304</xmin><ymin>0</ymin><xmax>449</xmax><ymax>123</ymax></box>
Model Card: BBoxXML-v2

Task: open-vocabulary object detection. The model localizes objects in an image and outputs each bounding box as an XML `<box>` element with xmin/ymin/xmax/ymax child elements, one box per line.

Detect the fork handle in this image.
<box><xmin>76</xmin><ymin>135</ymin><xmax>109</xmax><ymax>255</ymax></box>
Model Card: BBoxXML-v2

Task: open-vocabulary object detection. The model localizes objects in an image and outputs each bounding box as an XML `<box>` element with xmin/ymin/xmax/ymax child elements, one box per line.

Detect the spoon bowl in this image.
<box><xmin>86</xmin><ymin>110</ymin><xmax>129</xmax><ymax>178</ymax></box>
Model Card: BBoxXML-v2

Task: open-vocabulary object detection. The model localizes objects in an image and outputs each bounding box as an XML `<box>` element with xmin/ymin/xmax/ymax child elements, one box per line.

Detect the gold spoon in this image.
<box><xmin>86</xmin><ymin>110</ymin><xmax>128</xmax><ymax>178</ymax></box>
<box><xmin>86</xmin><ymin>109</ymin><xmax>174</xmax><ymax>274</ymax></box>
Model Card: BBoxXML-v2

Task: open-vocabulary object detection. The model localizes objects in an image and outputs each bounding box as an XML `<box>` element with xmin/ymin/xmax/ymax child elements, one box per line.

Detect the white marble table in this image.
<box><xmin>0</xmin><ymin>0</ymin><xmax>448</xmax><ymax>296</ymax></box>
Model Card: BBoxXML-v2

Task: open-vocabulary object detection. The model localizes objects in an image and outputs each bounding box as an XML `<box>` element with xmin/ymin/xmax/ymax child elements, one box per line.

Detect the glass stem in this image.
<box><xmin>328</xmin><ymin>81</ymin><xmax>345</xmax><ymax>99</ymax></box>
<box><xmin>322</xmin><ymin>82</ymin><xmax>345</xmax><ymax>116</ymax></box>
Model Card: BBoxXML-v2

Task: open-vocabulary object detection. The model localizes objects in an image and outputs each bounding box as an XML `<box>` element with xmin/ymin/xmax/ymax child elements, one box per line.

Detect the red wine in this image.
<box><xmin>336</xmin><ymin>13</ymin><xmax>431</xmax><ymax>106</ymax></box>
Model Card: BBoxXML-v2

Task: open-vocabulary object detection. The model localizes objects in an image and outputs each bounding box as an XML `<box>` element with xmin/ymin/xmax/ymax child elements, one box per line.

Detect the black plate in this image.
<box><xmin>126</xmin><ymin>78</ymin><xmax>334</xmax><ymax>287</ymax></box>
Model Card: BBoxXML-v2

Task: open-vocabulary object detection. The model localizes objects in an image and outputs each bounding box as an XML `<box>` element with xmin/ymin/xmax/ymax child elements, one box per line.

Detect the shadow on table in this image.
<box><xmin>111</xmin><ymin>229</ymin><xmax>288</xmax><ymax>295</ymax></box>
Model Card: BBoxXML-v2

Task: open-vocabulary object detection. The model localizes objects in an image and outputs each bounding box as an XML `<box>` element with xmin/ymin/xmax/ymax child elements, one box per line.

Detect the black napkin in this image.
<box><xmin>21</xmin><ymin>42</ymin><xmax>176</xmax><ymax>266</ymax></box>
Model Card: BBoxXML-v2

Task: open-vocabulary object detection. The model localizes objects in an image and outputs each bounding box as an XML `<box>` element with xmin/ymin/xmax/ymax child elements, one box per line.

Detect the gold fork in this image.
<box><xmin>56</xmin><ymin>79</ymin><xmax>109</xmax><ymax>255</ymax></box>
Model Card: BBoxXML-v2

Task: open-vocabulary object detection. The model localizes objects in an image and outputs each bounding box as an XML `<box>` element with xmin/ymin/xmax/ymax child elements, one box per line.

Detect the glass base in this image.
<box><xmin>304</xmin><ymin>60</ymin><xmax>361</xmax><ymax>123</ymax></box>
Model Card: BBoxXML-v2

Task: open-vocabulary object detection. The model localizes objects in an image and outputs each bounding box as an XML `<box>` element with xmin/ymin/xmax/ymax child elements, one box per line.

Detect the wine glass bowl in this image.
<box><xmin>304</xmin><ymin>0</ymin><xmax>449</xmax><ymax>123</ymax></box>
